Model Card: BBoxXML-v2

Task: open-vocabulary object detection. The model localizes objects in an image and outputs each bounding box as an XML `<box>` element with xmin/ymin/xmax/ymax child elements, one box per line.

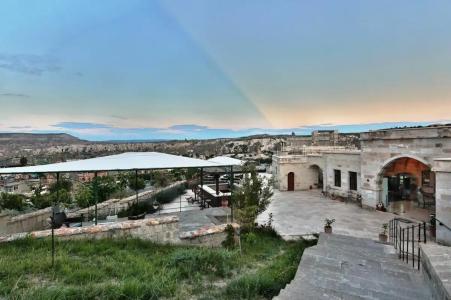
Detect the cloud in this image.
<box><xmin>0</xmin><ymin>92</ymin><xmax>30</xmax><ymax>98</ymax></box>
<box><xmin>0</xmin><ymin>53</ymin><xmax>61</xmax><ymax>76</ymax></box>
<box><xmin>52</xmin><ymin>122</ymin><xmax>112</xmax><ymax>129</ymax></box>
<box><xmin>168</xmin><ymin>124</ymin><xmax>209</xmax><ymax>131</ymax></box>
<box><xmin>8</xmin><ymin>125</ymin><xmax>32</xmax><ymax>129</ymax></box>
<box><xmin>27</xmin><ymin>120</ymin><xmax>446</xmax><ymax>141</ymax></box>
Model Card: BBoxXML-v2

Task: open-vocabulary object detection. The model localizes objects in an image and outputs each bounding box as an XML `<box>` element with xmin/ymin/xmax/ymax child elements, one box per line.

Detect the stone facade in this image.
<box><xmin>359</xmin><ymin>126</ymin><xmax>451</xmax><ymax>209</ymax></box>
<box><xmin>273</xmin><ymin>125</ymin><xmax>451</xmax><ymax>245</ymax></box>
<box><xmin>433</xmin><ymin>158</ymin><xmax>451</xmax><ymax>246</ymax></box>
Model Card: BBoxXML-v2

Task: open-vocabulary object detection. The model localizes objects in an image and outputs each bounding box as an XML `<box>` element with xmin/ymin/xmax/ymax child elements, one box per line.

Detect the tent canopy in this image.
<box><xmin>207</xmin><ymin>156</ymin><xmax>244</xmax><ymax>166</ymax></box>
<box><xmin>0</xmin><ymin>152</ymin><xmax>241</xmax><ymax>174</ymax></box>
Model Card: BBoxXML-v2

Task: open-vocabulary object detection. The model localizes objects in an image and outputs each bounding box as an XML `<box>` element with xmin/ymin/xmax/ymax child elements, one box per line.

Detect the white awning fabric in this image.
<box><xmin>0</xmin><ymin>152</ymin><xmax>241</xmax><ymax>174</ymax></box>
<box><xmin>207</xmin><ymin>156</ymin><xmax>244</xmax><ymax>166</ymax></box>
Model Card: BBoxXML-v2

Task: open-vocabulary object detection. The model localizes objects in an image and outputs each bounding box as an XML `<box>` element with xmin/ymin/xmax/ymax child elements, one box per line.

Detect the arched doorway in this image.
<box><xmin>378</xmin><ymin>156</ymin><xmax>435</xmax><ymax>220</ymax></box>
<box><xmin>287</xmin><ymin>172</ymin><xmax>295</xmax><ymax>191</ymax></box>
<box><xmin>309</xmin><ymin>165</ymin><xmax>323</xmax><ymax>189</ymax></box>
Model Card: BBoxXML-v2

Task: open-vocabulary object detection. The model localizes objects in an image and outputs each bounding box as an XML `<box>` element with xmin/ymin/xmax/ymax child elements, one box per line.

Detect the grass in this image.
<box><xmin>0</xmin><ymin>229</ymin><xmax>316</xmax><ymax>300</ymax></box>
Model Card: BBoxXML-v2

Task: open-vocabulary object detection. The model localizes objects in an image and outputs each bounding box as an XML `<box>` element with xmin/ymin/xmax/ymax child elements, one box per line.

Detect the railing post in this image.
<box><xmin>423</xmin><ymin>221</ymin><xmax>426</xmax><ymax>243</ymax></box>
<box><xmin>418</xmin><ymin>247</ymin><xmax>421</xmax><ymax>270</ymax></box>
<box><xmin>402</xmin><ymin>229</ymin><xmax>405</xmax><ymax>261</ymax></box>
<box><xmin>412</xmin><ymin>225</ymin><xmax>415</xmax><ymax>268</ymax></box>
<box><xmin>394</xmin><ymin>222</ymin><xmax>398</xmax><ymax>249</ymax></box>
<box><xmin>407</xmin><ymin>227</ymin><xmax>409</xmax><ymax>264</ymax></box>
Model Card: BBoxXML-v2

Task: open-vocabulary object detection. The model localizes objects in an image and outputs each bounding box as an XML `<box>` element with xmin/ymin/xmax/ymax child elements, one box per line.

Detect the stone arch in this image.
<box><xmin>376</xmin><ymin>155</ymin><xmax>434</xmax><ymax>209</ymax></box>
<box><xmin>308</xmin><ymin>164</ymin><xmax>324</xmax><ymax>190</ymax></box>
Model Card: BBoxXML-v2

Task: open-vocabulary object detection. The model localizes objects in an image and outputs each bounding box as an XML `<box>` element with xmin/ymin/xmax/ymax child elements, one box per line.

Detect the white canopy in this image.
<box><xmin>0</xmin><ymin>152</ymin><xmax>241</xmax><ymax>174</ymax></box>
<box><xmin>207</xmin><ymin>156</ymin><xmax>244</xmax><ymax>166</ymax></box>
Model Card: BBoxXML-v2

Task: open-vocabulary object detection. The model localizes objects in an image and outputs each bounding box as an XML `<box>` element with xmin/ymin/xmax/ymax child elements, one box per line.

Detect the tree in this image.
<box><xmin>231</xmin><ymin>164</ymin><xmax>273</xmax><ymax>231</ymax></box>
<box><xmin>95</xmin><ymin>176</ymin><xmax>118</xmax><ymax>203</ymax></box>
<box><xmin>19</xmin><ymin>156</ymin><xmax>27</xmax><ymax>166</ymax></box>
<box><xmin>49</xmin><ymin>178</ymin><xmax>72</xmax><ymax>193</ymax></box>
<box><xmin>0</xmin><ymin>193</ymin><xmax>27</xmax><ymax>211</ymax></box>
<box><xmin>30</xmin><ymin>187</ymin><xmax>52</xmax><ymax>209</ymax></box>
<box><xmin>117</xmin><ymin>173</ymin><xmax>129</xmax><ymax>199</ymax></box>
<box><xmin>75</xmin><ymin>176</ymin><xmax>117</xmax><ymax>209</ymax></box>
<box><xmin>75</xmin><ymin>184</ymin><xmax>94</xmax><ymax>208</ymax></box>
<box><xmin>128</xmin><ymin>174</ymin><xmax>145</xmax><ymax>192</ymax></box>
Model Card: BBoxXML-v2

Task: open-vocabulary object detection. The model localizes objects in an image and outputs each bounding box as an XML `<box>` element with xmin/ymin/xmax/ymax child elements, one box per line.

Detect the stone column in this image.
<box><xmin>433</xmin><ymin>158</ymin><xmax>451</xmax><ymax>246</ymax></box>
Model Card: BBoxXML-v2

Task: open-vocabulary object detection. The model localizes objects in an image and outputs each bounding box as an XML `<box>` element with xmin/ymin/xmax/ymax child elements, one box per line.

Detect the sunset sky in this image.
<box><xmin>1</xmin><ymin>0</ymin><xmax>451</xmax><ymax>140</ymax></box>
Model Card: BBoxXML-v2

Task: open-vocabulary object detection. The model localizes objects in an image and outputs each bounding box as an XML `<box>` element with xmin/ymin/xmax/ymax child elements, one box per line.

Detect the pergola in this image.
<box><xmin>0</xmin><ymin>152</ymin><xmax>241</xmax><ymax>265</ymax></box>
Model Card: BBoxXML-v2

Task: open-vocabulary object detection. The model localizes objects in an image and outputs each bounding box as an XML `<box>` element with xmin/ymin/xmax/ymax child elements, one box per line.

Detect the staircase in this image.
<box><xmin>276</xmin><ymin>233</ymin><xmax>433</xmax><ymax>299</ymax></box>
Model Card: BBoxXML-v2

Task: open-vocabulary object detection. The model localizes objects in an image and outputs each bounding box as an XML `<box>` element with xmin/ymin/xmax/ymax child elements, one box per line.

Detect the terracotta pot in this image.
<box><xmin>379</xmin><ymin>234</ymin><xmax>388</xmax><ymax>243</ymax></box>
<box><xmin>324</xmin><ymin>226</ymin><xmax>332</xmax><ymax>234</ymax></box>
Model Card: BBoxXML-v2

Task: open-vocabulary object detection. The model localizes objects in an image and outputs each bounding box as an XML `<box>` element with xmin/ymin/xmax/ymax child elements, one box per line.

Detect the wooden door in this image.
<box><xmin>288</xmin><ymin>172</ymin><xmax>295</xmax><ymax>191</ymax></box>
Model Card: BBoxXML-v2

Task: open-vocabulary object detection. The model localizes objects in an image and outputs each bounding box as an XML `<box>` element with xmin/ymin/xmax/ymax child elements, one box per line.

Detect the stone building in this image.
<box><xmin>273</xmin><ymin>125</ymin><xmax>451</xmax><ymax>245</ymax></box>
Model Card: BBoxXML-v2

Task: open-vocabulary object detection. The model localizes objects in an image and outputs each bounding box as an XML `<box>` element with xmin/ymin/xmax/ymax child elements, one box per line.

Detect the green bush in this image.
<box><xmin>222</xmin><ymin>224</ymin><xmax>236</xmax><ymax>249</ymax></box>
<box><xmin>0</xmin><ymin>192</ymin><xmax>27</xmax><ymax>211</ymax></box>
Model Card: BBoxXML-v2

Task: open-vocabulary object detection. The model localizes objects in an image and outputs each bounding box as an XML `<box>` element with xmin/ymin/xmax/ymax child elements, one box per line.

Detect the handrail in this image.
<box><xmin>434</xmin><ymin>217</ymin><xmax>451</xmax><ymax>232</ymax></box>
<box><xmin>388</xmin><ymin>218</ymin><xmax>426</xmax><ymax>270</ymax></box>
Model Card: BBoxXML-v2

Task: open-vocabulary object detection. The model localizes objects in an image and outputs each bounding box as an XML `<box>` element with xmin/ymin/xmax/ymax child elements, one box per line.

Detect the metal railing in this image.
<box><xmin>434</xmin><ymin>217</ymin><xmax>451</xmax><ymax>232</ymax></box>
<box><xmin>389</xmin><ymin>218</ymin><xmax>427</xmax><ymax>270</ymax></box>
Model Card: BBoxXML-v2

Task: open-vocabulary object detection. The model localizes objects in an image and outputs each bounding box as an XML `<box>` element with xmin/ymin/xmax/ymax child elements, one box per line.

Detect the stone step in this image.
<box><xmin>276</xmin><ymin>233</ymin><xmax>433</xmax><ymax>299</ymax></box>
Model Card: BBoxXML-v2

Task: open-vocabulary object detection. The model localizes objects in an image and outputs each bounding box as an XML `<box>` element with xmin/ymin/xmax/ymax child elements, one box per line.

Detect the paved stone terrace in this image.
<box><xmin>257</xmin><ymin>190</ymin><xmax>397</xmax><ymax>241</ymax></box>
<box><xmin>276</xmin><ymin>233</ymin><xmax>433</xmax><ymax>300</ymax></box>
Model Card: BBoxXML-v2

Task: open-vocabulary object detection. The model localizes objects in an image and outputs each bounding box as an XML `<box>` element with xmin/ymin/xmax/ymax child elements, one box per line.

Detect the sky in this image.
<box><xmin>0</xmin><ymin>0</ymin><xmax>451</xmax><ymax>141</ymax></box>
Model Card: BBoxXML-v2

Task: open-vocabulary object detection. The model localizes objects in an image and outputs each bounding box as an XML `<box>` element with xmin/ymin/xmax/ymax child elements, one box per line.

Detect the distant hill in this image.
<box><xmin>0</xmin><ymin>133</ymin><xmax>85</xmax><ymax>144</ymax></box>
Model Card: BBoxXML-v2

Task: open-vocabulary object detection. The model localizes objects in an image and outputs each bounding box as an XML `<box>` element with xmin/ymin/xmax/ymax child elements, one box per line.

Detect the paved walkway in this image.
<box><xmin>276</xmin><ymin>233</ymin><xmax>433</xmax><ymax>299</ymax></box>
<box><xmin>257</xmin><ymin>190</ymin><xmax>397</xmax><ymax>241</ymax></box>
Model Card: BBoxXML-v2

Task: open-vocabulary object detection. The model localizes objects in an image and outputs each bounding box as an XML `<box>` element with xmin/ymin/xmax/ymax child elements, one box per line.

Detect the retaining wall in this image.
<box><xmin>0</xmin><ymin>215</ymin><xmax>239</xmax><ymax>247</ymax></box>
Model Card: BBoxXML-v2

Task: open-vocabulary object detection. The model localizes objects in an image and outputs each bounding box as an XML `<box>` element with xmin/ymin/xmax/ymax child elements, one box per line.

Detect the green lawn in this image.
<box><xmin>0</xmin><ymin>229</ymin><xmax>315</xmax><ymax>300</ymax></box>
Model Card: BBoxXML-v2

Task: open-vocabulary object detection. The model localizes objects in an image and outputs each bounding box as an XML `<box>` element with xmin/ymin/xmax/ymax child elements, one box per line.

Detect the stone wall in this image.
<box><xmin>68</xmin><ymin>181</ymin><xmax>186</xmax><ymax>219</ymax></box>
<box><xmin>0</xmin><ymin>182</ymin><xmax>186</xmax><ymax>236</ymax></box>
<box><xmin>433</xmin><ymin>158</ymin><xmax>451</xmax><ymax>245</ymax></box>
<box><xmin>0</xmin><ymin>207</ymin><xmax>52</xmax><ymax>235</ymax></box>
<box><xmin>360</xmin><ymin>126</ymin><xmax>451</xmax><ymax>208</ymax></box>
<box><xmin>272</xmin><ymin>154</ymin><xmax>323</xmax><ymax>191</ymax></box>
<box><xmin>324</xmin><ymin>152</ymin><xmax>361</xmax><ymax>198</ymax></box>
<box><xmin>273</xmin><ymin>151</ymin><xmax>360</xmax><ymax>194</ymax></box>
<box><xmin>0</xmin><ymin>215</ymin><xmax>240</xmax><ymax>247</ymax></box>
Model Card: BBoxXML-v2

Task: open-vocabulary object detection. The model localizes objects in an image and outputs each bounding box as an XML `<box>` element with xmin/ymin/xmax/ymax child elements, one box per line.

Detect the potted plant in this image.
<box><xmin>379</xmin><ymin>223</ymin><xmax>388</xmax><ymax>242</ymax></box>
<box><xmin>376</xmin><ymin>201</ymin><xmax>386</xmax><ymax>212</ymax></box>
<box><xmin>324</xmin><ymin>218</ymin><xmax>335</xmax><ymax>234</ymax></box>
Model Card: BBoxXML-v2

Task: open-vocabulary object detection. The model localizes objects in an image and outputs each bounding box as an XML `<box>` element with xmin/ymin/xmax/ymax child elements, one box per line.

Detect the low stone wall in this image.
<box><xmin>67</xmin><ymin>181</ymin><xmax>186</xmax><ymax>219</ymax></box>
<box><xmin>0</xmin><ymin>215</ymin><xmax>240</xmax><ymax>248</ymax></box>
<box><xmin>420</xmin><ymin>243</ymin><xmax>451</xmax><ymax>300</ymax></box>
<box><xmin>0</xmin><ymin>182</ymin><xmax>186</xmax><ymax>236</ymax></box>
<box><xmin>1</xmin><ymin>207</ymin><xmax>52</xmax><ymax>235</ymax></box>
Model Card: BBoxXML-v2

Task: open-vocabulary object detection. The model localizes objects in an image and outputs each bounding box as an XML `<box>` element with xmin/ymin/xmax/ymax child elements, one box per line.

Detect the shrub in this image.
<box><xmin>0</xmin><ymin>192</ymin><xmax>27</xmax><ymax>211</ymax></box>
<box><xmin>222</xmin><ymin>224</ymin><xmax>236</xmax><ymax>249</ymax></box>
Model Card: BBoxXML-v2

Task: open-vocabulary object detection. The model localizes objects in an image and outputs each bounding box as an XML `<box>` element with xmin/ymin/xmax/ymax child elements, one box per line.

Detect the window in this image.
<box><xmin>349</xmin><ymin>171</ymin><xmax>357</xmax><ymax>191</ymax></box>
<box><xmin>334</xmin><ymin>169</ymin><xmax>341</xmax><ymax>187</ymax></box>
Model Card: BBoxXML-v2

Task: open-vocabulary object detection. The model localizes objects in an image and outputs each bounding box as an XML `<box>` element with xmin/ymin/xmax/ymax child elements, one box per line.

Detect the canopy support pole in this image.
<box><xmin>94</xmin><ymin>172</ymin><xmax>98</xmax><ymax>225</ymax></box>
<box><xmin>51</xmin><ymin>172</ymin><xmax>59</xmax><ymax>267</ymax></box>
<box><xmin>230</xmin><ymin>166</ymin><xmax>234</xmax><ymax>222</ymax></box>
<box><xmin>135</xmin><ymin>170</ymin><xmax>138</xmax><ymax>205</ymax></box>
<box><xmin>200</xmin><ymin>168</ymin><xmax>204</xmax><ymax>209</ymax></box>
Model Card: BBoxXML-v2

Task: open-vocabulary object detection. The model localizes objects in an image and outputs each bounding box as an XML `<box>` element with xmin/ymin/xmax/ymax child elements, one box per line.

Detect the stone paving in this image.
<box><xmin>257</xmin><ymin>190</ymin><xmax>397</xmax><ymax>241</ymax></box>
<box><xmin>276</xmin><ymin>233</ymin><xmax>433</xmax><ymax>300</ymax></box>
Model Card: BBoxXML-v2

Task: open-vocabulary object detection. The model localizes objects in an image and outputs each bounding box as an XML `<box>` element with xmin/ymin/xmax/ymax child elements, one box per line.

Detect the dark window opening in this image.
<box><xmin>349</xmin><ymin>171</ymin><xmax>357</xmax><ymax>191</ymax></box>
<box><xmin>334</xmin><ymin>169</ymin><xmax>341</xmax><ymax>187</ymax></box>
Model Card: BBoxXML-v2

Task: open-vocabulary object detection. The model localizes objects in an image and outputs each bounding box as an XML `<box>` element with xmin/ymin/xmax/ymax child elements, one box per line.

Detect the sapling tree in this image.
<box><xmin>231</xmin><ymin>164</ymin><xmax>273</xmax><ymax>231</ymax></box>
